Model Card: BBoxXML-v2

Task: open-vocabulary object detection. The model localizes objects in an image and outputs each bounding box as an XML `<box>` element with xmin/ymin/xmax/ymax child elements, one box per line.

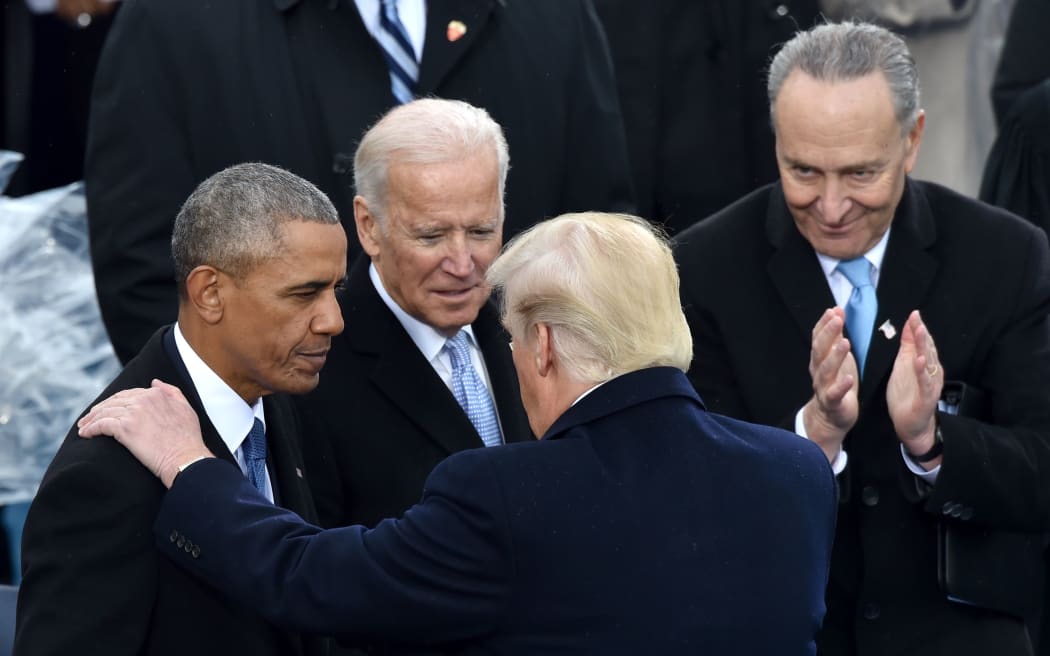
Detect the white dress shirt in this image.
<box><xmin>354</xmin><ymin>0</ymin><xmax>427</xmax><ymax>61</ymax></box>
<box><xmin>173</xmin><ymin>324</ymin><xmax>274</xmax><ymax>501</ymax></box>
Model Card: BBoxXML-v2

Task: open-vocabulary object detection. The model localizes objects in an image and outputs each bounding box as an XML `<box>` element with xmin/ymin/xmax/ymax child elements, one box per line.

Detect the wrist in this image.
<box><xmin>164</xmin><ymin>451</ymin><xmax>213</xmax><ymax>489</ymax></box>
<box><xmin>906</xmin><ymin>423</ymin><xmax>943</xmax><ymax>464</ymax></box>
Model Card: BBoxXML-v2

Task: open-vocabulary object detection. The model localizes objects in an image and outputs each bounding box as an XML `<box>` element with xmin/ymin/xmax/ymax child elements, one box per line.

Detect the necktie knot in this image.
<box><xmin>244</xmin><ymin>418</ymin><xmax>268</xmax><ymax>494</ymax></box>
<box><xmin>445</xmin><ymin>331</ymin><xmax>502</xmax><ymax>448</ymax></box>
<box><xmin>836</xmin><ymin>257</ymin><xmax>873</xmax><ymax>289</ymax></box>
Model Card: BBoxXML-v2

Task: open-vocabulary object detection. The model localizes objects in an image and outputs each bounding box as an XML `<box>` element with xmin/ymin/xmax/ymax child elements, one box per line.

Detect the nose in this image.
<box><xmin>442</xmin><ymin>233</ymin><xmax>476</xmax><ymax>278</ymax></box>
<box><xmin>313</xmin><ymin>290</ymin><xmax>344</xmax><ymax>336</ymax></box>
<box><xmin>816</xmin><ymin>178</ymin><xmax>853</xmax><ymax>225</ymax></box>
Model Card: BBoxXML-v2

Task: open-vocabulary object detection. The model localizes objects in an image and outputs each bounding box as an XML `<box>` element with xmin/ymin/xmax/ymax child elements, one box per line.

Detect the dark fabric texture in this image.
<box><xmin>156</xmin><ymin>367</ymin><xmax>836</xmax><ymax>654</ymax></box>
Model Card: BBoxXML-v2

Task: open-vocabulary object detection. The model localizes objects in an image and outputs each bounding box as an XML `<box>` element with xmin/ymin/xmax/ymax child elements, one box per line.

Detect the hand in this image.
<box><xmin>803</xmin><ymin>308</ymin><xmax>860</xmax><ymax>462</ymax></box>
<box><xmin>887</xmin><ymin>310</ymin><xmax>943</xmax><ymax>460</ymax></box>
<box><xmin>78</xmin><ymin>379</ymin><xmax>213</xmax><ymax>488</ymax></box>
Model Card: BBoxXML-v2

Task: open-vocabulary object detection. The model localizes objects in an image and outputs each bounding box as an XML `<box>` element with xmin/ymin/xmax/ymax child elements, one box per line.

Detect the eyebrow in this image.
<box><xmin>782</xmin><ymin>156</ymin><xmax>886</xmax><ymax>172</ymax></box>
<box><xmin>284</xmin><ymin>277</ymin><xmax>343</xmax><ymax>294</ymax></box>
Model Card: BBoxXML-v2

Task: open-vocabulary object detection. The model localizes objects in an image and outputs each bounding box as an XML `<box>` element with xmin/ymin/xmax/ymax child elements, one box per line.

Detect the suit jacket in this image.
<box><xmin>155</xmin><ymin>366</ymin><xmax>836</xmax><ymax>654</ymax></box>
<box><xmin>85</xmin><ymin>0</ymin><xmax>634</xmax><ymax>364</ymax></box>
<box><xmin>675</xmin><ymin>179</ymin><xmax>1050</xmax><ymax>656</ymax></box>
<box><xmin>296</xmin><ymin>258</ymin><xmax>532</xmax><ymax>530</ymax></box>
<box><xmin>14</xmin><ymin>327</ymin><xmax>325</xmax><ymax>656</ymax></box>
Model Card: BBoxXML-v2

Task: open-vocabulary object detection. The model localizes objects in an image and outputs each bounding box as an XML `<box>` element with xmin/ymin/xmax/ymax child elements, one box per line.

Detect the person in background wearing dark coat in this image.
<box><xmin>676</xmin><ymin>21</ymin><xmax>1050</xmax><ymax>656</ymax></box>
<box><xmin>15</xmin><ymin>163</ymin><xmax>346</xmax><ymax>656</ymax></box>
<box><xmin>592</xmin><ymin>0</ymin><xmax>820</xmax><ymax>232</ymax></box>
<box><xmin>85</xmin><ymin>0</ymin><xmax>635</xmax><ymax>365</ymax></box>
<box><xmin>78</xmin><ymin>212</ymin><xmax>837</xmax><ymax>655</ymax></box>
<box><xmin>296</xmin><ymin>99</ymin><xmax>533</xmax><ymax>531</ymax></box>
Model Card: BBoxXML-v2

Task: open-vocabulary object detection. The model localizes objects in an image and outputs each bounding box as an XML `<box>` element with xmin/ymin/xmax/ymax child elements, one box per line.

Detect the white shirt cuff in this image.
<box><xmin>901</xmin><ymin>444</ymin><xmax>941</xmax><ymax>484</ymax></box>
<box><xmin>795</xmin><ymin>407</ymin><xmax>848</xmax><ymax>475</ymax></box>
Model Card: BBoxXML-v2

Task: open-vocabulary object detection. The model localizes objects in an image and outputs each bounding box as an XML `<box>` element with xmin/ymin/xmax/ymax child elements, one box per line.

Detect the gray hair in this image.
<box><xmin>353</xmin><ymin>98</ymin><xmax>510</xmax><ymax>227</ymax></box>
<box><xmin>172</xmin><ymin>162</ymin><xmax>339</xmax><ymax>294</ymax></box>
<box><xmin>768</xmin><ymin>21</ymin><xmax>921</xmax><ymax>134</ymax></box>
<box><xmin>487</xmin><ymin>212</ymin><xmax>692</xmax><ymax>385</ymax></box>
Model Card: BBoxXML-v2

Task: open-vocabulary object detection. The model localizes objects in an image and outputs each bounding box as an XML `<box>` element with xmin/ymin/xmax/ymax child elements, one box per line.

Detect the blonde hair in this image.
<box><xmin>486</xmin><ymin>212</ymin><xmax>692</xmax><ymax>384</ymax></box>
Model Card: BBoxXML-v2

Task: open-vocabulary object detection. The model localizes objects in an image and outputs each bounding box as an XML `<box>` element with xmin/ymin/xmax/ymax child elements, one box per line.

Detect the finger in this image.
<box><xmin>151</xmin><ymin>379</ymin><xmax>187</xmax><ymax>401</ymax></box>
<box><xmin>78</xmin><ymin>414</ymin><xmax>123</xmax><ymax>438</ymax></box>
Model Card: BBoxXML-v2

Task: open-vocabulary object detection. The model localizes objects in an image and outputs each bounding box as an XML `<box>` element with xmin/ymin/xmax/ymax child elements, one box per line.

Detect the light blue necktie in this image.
<box><xmin>377</xmin><ymin>0</ymin><xmax>418</xmax><ymax>104</ymax></box>
<box><xmin>836</xmin><ymin>257</ymin><xmax>878</xmax><ymax>376</ymax></box>
<box><xmin>243</xmin><ymin>418</ymin><xmax>268</xmax><ymax>495</ymax></box>
<box><xmin>445</xmin><ymin>331</ymin><xmax>503</xmax><ymax>447</ymax></box>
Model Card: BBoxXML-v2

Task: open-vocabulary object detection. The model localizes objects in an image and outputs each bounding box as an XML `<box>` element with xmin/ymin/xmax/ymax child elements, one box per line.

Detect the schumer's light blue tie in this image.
<box><xmin>445</xmin><ymin>331</ymin><xmax>503</xmax><ymax>447</ymax></box>
<box><xmin>243</xmin><ymin>418</ymin><xmax>268</xmax><ymax>494</ymax></box>
<box><xmin>377</xmin><ymin>0</ymin><xmax>418</xmax><ymax>104</ymax></box>
<box><xmin>837</xmin><ymin>257</ymin><xmax>878</xmax><ymax>376</ymax></box>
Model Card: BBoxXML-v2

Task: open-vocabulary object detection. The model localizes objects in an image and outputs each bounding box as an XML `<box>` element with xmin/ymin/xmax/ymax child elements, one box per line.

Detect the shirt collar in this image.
<box><xmin>815</xmin><ymin>227</ymin><xmax>892</xmax><ymax>279</ymax></box>
<box><xmin>173</xmin><ymin>323</ymin><xmax>265</xmax><ymax>456</ymax></box>
<box><xmin>368</xmin><ymin>262</ymin><xmax>479</xmax><ymax>360</ymax></box>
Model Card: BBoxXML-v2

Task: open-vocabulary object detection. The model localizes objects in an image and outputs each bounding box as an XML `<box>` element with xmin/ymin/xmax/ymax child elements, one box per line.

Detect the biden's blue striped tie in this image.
<box><xmin>377</xmin><ymin>0</ymin><xmax>418</xmax><ymax>104</ymax></box>
<box><xmin>445</xmin><ymin>331</ymin><xmax>503</xmax><ymax>447</ymax></box>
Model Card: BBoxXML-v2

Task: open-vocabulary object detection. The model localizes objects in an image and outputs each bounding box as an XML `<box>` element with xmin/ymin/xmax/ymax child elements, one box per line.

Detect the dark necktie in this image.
<box><xmin>377</xmin><ymin>0</ymin><xmax>418</xmax><ymax>104</ymax></box>
<box><xmin>243</xmin><ymin>418</ymin><xmax>268</xmax><ymax>495</ymax></box>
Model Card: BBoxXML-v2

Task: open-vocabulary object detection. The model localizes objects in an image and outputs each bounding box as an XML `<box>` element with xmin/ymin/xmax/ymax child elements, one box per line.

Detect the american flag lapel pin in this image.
<box><xmin>295</xmin><ymin>467</ymin><xmax>303</xmax><ymax>479</ymax></box>
<box><xmin>879</xmin><ymin>320</ymin><xmax>897</xmax><ymax>340</ymax></box>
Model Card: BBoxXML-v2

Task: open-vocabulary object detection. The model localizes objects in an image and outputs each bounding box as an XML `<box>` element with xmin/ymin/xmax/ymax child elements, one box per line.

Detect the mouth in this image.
<box><xmin>434</xmin><ymin>285</ymin><xmax>478</xmax><ymax>301</ymax></box>
<box><xmin>296</xmin><ymin>349</ymin><xmax>329</xmax><ymax>370</ymax></box>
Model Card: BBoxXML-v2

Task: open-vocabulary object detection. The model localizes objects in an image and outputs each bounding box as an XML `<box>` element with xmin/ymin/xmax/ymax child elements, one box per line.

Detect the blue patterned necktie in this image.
<box><xmin>445</xmin><ymin>331</ymin><xmax>503</xmax><ymax>447</ymax></box>
<box><xmin>377</xmin><ymin>0</ymin><xmax>418</xmax><ymax>104</ymax></box>
<box><xmin>243</xmin><ymin>418</ymin><xmax>268</xmax><ymax>494</ymax></box>
<box><xmin>836</xmin><ymin>257</ymin><xmax>878</xmax><ymax>376</ymax></box>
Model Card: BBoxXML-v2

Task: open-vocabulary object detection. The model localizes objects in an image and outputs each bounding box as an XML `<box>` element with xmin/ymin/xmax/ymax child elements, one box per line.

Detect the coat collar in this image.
<box><xmin>541</xmin><ymin>367</ymin><xmax>703</xmax><ymax>441</ymax></box>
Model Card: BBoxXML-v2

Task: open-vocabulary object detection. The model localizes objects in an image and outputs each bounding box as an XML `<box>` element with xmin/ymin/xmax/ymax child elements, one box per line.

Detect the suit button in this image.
<box><xmin>176</xmin><ymin>535</ymin><xmax>186</xmax><ymax>548</ymax></box>
<box><xmin>861</xmin><ymin>486</ymin><xmax>879</xmax><ymax>507</ymax></box>
<box><xmin>959</xmin><ymin>507</ymin><xmax>974</xmax><ymax>521</ymax></box>
<box><xmin>191</xmin><ymin>545</ymin><xmax>201</xmax><ymax>559</ymax></box>
<box><xmin>862</xmin><ymin>602</ymin><xmax>881</xmax><ymax>620</ymax></box>
<box><xmin>183</xmin><ymin>541</ymin><xmax>193</xmax><ymax>553</ymax></box>
<box><xmin>942</xmin><ymin>501</ymin><xmax>957</xmax><ymax>516</ymax></box>
<box><xmin>169</xmin><ymin>530</ymin><xmax>179</xmax><ymax>543</ymax></box>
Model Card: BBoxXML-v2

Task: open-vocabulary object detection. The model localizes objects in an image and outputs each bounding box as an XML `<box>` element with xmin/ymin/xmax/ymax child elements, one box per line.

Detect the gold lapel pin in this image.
<box><xmin>447</xmin><ymin>20</ymin><xmax>467</xmax><ymax>42</ymax></box>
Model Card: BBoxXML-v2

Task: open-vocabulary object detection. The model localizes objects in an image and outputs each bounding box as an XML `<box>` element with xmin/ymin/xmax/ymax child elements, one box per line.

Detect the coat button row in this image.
<box><xmin>168</xmin><ymin>529</ymin><xmax>201</xmax><ymax>558</ymax></box>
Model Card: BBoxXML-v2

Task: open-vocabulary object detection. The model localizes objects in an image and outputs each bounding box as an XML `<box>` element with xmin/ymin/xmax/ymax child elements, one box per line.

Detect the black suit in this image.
<box><xmin>15</xmin><ymin>328</ymin><xmax>325</xmax><ymax>656</ymax></box>
<box><xmin>296</xmin><ymin>259</ymin><xmax>533</xmax><ymax>530</ymax></box>
<box><xmin>86</xmin><ymin>0</ymin><xmax>634</xmax><ymax>364</ymax></box>
<box><xmin>675</xmin><ymin>180</ymin><xmax>1050</xmax><ymax>655</ymax></box>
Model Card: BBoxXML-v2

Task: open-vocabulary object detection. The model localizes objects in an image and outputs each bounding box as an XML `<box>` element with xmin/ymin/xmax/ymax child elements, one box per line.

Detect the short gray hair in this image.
<box><xmin>172</xmin><ymin>162</ymin><xmax>339</xmax><ymax>295</ymax></box>
<box><xmin>353</xmin><ymin>98</ymin><xmax>510</xmax><ymax>226</ymax></box>
<box><xmin>487</xmin><ymin>212</ymin><xmax>692</xmax><ymax>385</ymax></box>
<box><xmin>768</xmin><ymin>21</ymin><xmax>921</xmax><ymax>134</ymax></box>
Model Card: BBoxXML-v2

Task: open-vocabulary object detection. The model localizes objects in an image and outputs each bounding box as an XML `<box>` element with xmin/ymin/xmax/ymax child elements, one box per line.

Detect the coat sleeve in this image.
<box><xmin>15</xmin><ymin>439</ymin><xmax>163</xmax><ymax>655</ymax></box>
<box><xmin>85</xmin><ymin>1</ymin><xmax>194</xmax><ymax>363</ymax></box>
<box><xmin>154</xmin><ymin>451</ymin><xmax>512</xmax><ymax>647</ymax></box>
<box><xmin>923</xmin><ymin>226</ymin><xmax>1050</xmax><ymax>533</ymax></box>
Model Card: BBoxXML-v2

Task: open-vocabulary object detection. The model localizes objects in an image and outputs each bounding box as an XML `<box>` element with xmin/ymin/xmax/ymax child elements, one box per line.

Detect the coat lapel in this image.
<box><xmin>858</xmin><ymin>181</ymin><xmax>938</xmax><ymax>404</ymax></box>
<box><xmin>764</xmin><ymin>185</ymin><xmax>837</xmax><ymax>342</ymax></box>
<box><xmin>343</xmin><ymin>260</ymin><xmax>485</xmax><ymax>455</ymax></box>
<box><xmin>473</xmin><ymin>301</ymin><xmax>534</xmax><ymax>443</ymax></box>
<box><xmin>418</xmin><ymin>0</ymin><xmax>500</xmax><ymax>92</ymax></box>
